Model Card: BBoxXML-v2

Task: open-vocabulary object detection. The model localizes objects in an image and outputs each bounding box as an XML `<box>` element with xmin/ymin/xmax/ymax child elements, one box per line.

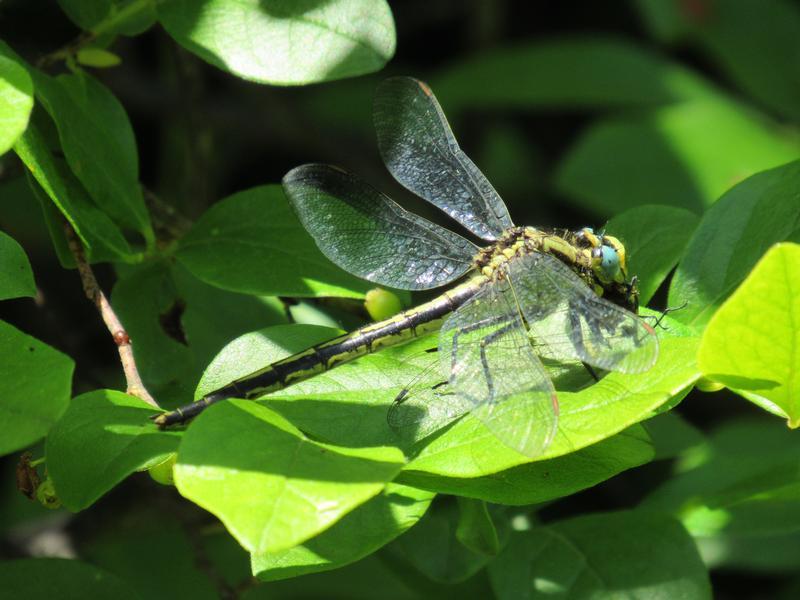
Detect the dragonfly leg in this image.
<box><xmin>478</xmin><ymin>320</ymin><xmax>519</xmax><ymax>402</ymax></box>
<box><xmin>450</xmin><ymin>313</ymin><xmax>511</xmax><ymax>378</ymax></box>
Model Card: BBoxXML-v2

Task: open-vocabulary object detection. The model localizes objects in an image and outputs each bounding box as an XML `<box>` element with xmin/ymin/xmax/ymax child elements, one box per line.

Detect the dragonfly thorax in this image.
<box><xmin>472</xmin><ymin>226</ymin><xmax>640</xmax><ymax>315</ymax></box>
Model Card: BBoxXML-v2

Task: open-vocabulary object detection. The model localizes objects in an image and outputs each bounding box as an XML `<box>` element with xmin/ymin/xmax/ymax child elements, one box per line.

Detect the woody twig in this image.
<box><xmin>63</xmin><ymin>222</ymin><xmax>158</xmax><ymax>408</ymax></box>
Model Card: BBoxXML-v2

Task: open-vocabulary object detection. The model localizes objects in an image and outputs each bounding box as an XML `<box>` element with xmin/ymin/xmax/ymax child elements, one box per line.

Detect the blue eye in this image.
<box><xmin>600</xmin><ymin>246</ymin><xmax>621</xmax><ymax>280</ymax></box>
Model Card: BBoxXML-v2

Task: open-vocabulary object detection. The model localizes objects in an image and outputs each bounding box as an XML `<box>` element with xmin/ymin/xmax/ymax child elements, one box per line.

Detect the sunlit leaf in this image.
<box><xmin>0</xmin><ymin>41</ymin><xmax>33</xmax><ymax>156</ymax></box>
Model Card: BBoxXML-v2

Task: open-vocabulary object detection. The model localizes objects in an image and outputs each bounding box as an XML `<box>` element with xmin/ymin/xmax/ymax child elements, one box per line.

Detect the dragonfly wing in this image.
<box><xmin>374</xmin><ymin>77</ymin><xmax>513</xmax><ymax>241</ymax></box>
<box><xmin>505</xmin><ymin>252</ymin><xmax>659</xmax><ymax>374</ymax></box>
<box><xmin>284</xmin><ymin>164</ymin><xmax>477</xmax><ymax>291</ymax></box>
<box><xmin>439</xmin><ymin>279</ymin><xmax>559</xmax><ymax>458</ymax></box>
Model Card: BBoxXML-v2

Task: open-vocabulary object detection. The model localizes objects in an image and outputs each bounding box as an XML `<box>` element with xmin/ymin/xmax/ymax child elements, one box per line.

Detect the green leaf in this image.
<box><xmin>173</xmin><ymin>400</ymin><xmax>405</xmax><ymax>554</ymax></box>
<box><xmin>176</xmin><ymin>185</ymin><xmax>371</xmax><ymax>298</ymax></box>
<box><xmin>252</xmin><ymin>483</ymin><xmax>434</xmax><ymax>582</ymax></box>
<box><xmin>555</xmin><ymin>97</ymin><xmax>800</xmax><ymax>218</ymax></box>
<box><xmin>0</xmin><ymin>230</ymin><xmax>36</xmax><ymax>300</ymax></box>
<box><xmin>157</xmin><ymin>0</ymin><xmax>395</xmax><ymax>85</ymax></box>
<box><xmin>31</xmin><ymin>70</ymin><xmax>152</xmax><ymax>241</ymax></box>
<box><xmin>642</xmin><ymin>411</ymin><xmax>705</xmax><ymax>460</ymax></box>
<box><xmin>0</xmin><ymin>41</ymin><xmax>33</xmax><ymax>156</ymax></box>
<box><xmin>489</xmin><ymin>511</ymin><xmax>711</xmax><ymax>600</ymax></box>
<box><xmin>385</xmin><ymin>500</ymin><xmax>496</xmax><ymax>584</ymax></box>
<box><xmin>57</xmin><ymin>0</ymin><xmax>157</xmax><ymax>36</ymax></box>
<box><xmin>399</xmin><ymin>425</ymin><xmax>653</xmax><ymax>505</ymax></box>
<box><xmin>432</xmin><ymin>37</ymin><xmax>710</xmax><ymax>112</ymax></box>
<box><xmin>642</xmin><ymin>419</ymin><xmax>800</xmax><ymax>554</ymax></box>
<box><xmin>606</xmin><ymin>205</ymin><xmax>699</xmax><ymax>304</ymax></box>
<box><xmin>0</xmin><ymin>558</ymin><xmax>139</xmax><ymax>600</ymax></box>
<box><xmin>669</xmin><ymin>160</ymin><xmax>800</xmax><ymax>329</ymax></box>
<box><xmin>46</xmin><ymin>390</ymin><xmax>179</xmax><ymax>511</ymax></box>
<box><xmin>406</xmin><ymin>336</ymin><xmax>699</xmax><ymax>478</ymax></box>
<box><xmin>15</xmin><ymin>123</ymin><xmax>134</xmax><ymax>262</ymax></box>
<box><xmin>0</xmin><ymin>320</ymin><xmax>74</xmax><ymax>456</ymax></box>
<box><xmin>698</xmin><ymin>243</ymin><xmax>800</xmax><ymax>425</ymax></box>
<box><xmin>455</xmin><ymin>498</ymin><xmax>500</xmax><ymax>556</ymax></box>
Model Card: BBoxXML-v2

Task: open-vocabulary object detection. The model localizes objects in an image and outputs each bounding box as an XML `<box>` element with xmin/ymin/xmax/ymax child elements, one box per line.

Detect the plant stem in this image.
<box><xmin>63</xmin><ymin>222</ymin><xmax>159</xmax><ymax>408</ymax></box>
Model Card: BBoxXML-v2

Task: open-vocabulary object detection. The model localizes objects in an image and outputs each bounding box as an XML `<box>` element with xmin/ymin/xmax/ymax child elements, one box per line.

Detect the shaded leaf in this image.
<box><xmin>46</xmin><ymin>390</ymin><xmax>178</xmax><ymax>511</ymax></box>
<box><xmin>15</xmin><ymin>123</ymin><xmax>133</xmax><ymax>262</ymax></box>
<box><xmin>31</xmin><ymin>70</ymin><xmax>152</xmax><ymax>241</ymax></box>
<box><xmin>489</xmin><ymin>511</ymin><xmax>711</xmax><ymax>600</ymax></box>
<box><xmin>176</xmin><ymin>185</ymin><xmax>372</xmax><ymax>298</ymax></box>
<box><xmin>0</xmin><ymin>230</ymin><xmax>36</xmax><ymax>300</ymax></box>
<box><xmin>158</xmin><ymin>0</ymin><xmax>395</xmax><ymax>85</ymax></box>
<box><xmin>0</xmin><ymin>320</ymin><xmax>74</xmax><ymax>456</ymax></box>
<box><xmin>605</xmin><ymin>205</ymin><xmax>699</xmax><ymax>305</ymax></box>
<box><xmin>0</xmin><ymin>558</ymin><xmax>139</xmax><ymax>600</ymax></box>
<box><xmin>698</xmin><ymin>243</ymin><xmax>800</xmax><ymax>425</ymax></box>
<box><xmin>57</xmin><ymin>0</ymin><xmax>157</xmax><ymax>35</ymax></box>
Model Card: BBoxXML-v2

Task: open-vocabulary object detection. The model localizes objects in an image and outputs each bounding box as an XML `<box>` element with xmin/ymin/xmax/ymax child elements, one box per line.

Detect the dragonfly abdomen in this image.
<box><xmin>153</xmin><ymin>274</ymin><xmax>487</xmax><ymax>427</ymax></box>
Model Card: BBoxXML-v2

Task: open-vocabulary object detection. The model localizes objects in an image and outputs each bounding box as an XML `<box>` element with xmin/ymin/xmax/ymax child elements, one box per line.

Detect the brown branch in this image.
<box><xmin>63</xmin><ymin>222</ymin><xmax>159</xmax><ymax>408</ymax></box>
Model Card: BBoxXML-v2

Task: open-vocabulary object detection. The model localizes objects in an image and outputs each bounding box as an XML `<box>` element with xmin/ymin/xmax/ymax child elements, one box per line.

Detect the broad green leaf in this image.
<box><xmin>177</xmin><ymin>186</ymin><xmax>372</xmax><ymax>298</ymax></box>
<box><xmin>195</xmin><ymin>324</ymin><xmax>340</xmax><ymax>399</ymax></box>
<box><xmin>455</xmin><ymin>498</ymin><xmax>500</xmax><ymax>556</ymax></box>
<box><xmin>252</xmin><ymin>483</ymin><xmax>434</xmax><ymax>582</ymax></box>
<box><xmin>174</xmin><ymin>400</ymin><xmax>405</xmax><ymax>554</ymax></box>
<box><xmin>58</xmin><ymin>0</ymin><xmax>157</xmax><ymax>36</ymax></box>
<box><xmin>384</xmin><ymin>501</ymin><xmax>497</xmax><ymax>584</ymax></box>
<box><xmin>15</xmin><ymin>123</ymin><xmax>133</xmax><ymax>262</ymax></box>
<box><xmin>643</xmin><ymin>419</ymin><xmax>800</xmax><ymax>556</ymax></box>
<box><xmin>556</xmin><ymin>97</ymin><xmax>799</xmax><ymax>218</ymax></box>
<box><xmin>406</xmin><ymin>336</ymin><xmax>699</xmax><ymax>478</ymax></box>
<box><xmin>432</xmin><ymin>37</ymin><xmax>710</xmax><ymax>112</ymax></box>
<box><xmin>158</xmin><ymin>0</ymin><xmax>395</xmax><ymax>85</ymax></box>
<box><xmin>0</xmin><ymin>558</ymin><xmax>139</xmax><ymax>600</ymax></box>
<box><xmin>698</xmin><ymin>243</ymin><xmax>800</xmax><ymax>425</ymax></box>
<box><xmin>0</xmin><ymin>230</ymin><xmax>36</xmax><ymax>299</ymax></box>
<box><xmin>489</xmin><ymin>511</ymin><xmax>711</xmax><ymax>600</ymax></box>
<box><xmin>605</xmin><ymin>205</ymin><xmax>699</xmax><ymax>305</ymax></box>
<box><xmin>670</xmin><ymin>160</ymin><xmax>800</xmax><ymax>329</ymax></box>
<box><xmin>31</xmin><ymin>70</ymin><xmax>152</xmax><ymax>242</ymax></box>
<box><xmin>695</xmin><ymin>530</ymin><xmax>800</xmax><ymax>574</ymax></box>
<box><xmin>0</xmin><ymin>320</ymin><xmax>74</xmax><ymax>456</ymax></box>
<box><xmin>0</xmin><ymin>41</ymin><xmax>33</xmax><ymax>155</ymax></box>
<box><xmin>399</xmin><ymin>426</ymin><xmax>653</xmax><ymax>505</ymax></box>
<box><xmin>636</xmin><ymin>0</ymin><xmax>800</xmax><ymax>122</ymax></box>
<box><xmin>46</xmin><ymin>390</ymin><xmax>179</xmax><ymax>511</ymax></box>
<box><xmin>642</xmin><ymin>410</ymin><xmax>705</xmax><ymax>460</ymax></box>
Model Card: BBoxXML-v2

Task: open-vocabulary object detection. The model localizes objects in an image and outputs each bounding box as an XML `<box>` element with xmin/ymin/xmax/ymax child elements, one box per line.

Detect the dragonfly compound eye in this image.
<box><xmin>597</xmin><ymin>246</ymin><xmax>622</xmax><ymax>283</ymax></box>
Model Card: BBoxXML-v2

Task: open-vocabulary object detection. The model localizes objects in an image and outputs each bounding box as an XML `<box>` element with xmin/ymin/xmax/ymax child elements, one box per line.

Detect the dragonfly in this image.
<box><xmin>154</xmin><ymin>76</ymin><xmax>658</xmax><ymax>458</ymax></box>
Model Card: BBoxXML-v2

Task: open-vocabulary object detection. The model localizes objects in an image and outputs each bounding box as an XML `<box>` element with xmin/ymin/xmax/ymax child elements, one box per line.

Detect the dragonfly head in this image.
<box><xmin>576</xmin><ymin>228</ymin><xmax>639</xmax><ymax>313</ymax></box>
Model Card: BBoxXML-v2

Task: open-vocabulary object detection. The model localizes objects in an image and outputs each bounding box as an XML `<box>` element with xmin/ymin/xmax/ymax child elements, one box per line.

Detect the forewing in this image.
<box><xmin>505</xmin><ymin>252</ymin><xmax>659</xmax><ymax>374</ymax></box>
<box><xmin>283</xmin><ymin>164</ymin><xmax>477</xmax><ymax>291</ymax></box>
<box><xmin>374</xmin><ymin>77</ymin><xmax>513</xmax><ymax>241</ymax></box>
<box><xmin>439</xmin><ymin>280</ymin><xmax>559</xmax><ymax>458</ymax></box>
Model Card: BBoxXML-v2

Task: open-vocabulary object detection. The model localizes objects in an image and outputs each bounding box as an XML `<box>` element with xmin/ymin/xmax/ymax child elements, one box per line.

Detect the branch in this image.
<box><xmin>63</xmin><ymin>223</ymin><xmax>159</xmax><ymax>408</ymax></box>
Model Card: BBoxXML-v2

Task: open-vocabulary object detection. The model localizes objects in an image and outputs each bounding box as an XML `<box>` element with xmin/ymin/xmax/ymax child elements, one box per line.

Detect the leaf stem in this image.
<box><xmin>63</xmin><ymin>221</ymin><xmax>159</xmax><ymax>408</ymax></box>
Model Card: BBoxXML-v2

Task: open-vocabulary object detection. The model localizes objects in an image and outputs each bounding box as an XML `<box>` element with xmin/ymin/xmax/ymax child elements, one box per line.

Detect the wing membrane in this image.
<box><xmin>438</xmin><ymin>280</ymin><xmax>559</xmax><ymax>457</ymax></box>
<box><xmin>374</xmin><ymin>77</ymin><xmax>513</xmax><ymax>241</ymax></box>
<box><xmin>283</xmin><ymin>164</ymin><xmax>477</xmax><ymax>291</ymax></box>
<box><xmin>505</xmin><ymin>252</ymin><xmax>659</xmax><ymax>374</ymax></box>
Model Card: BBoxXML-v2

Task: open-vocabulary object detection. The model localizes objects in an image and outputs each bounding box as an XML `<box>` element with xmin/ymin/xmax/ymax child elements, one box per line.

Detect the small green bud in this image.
<box><xmin>364</xmin><ymin>288</ymin><xmax>403</xmax><ymax>321</ymax></box>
